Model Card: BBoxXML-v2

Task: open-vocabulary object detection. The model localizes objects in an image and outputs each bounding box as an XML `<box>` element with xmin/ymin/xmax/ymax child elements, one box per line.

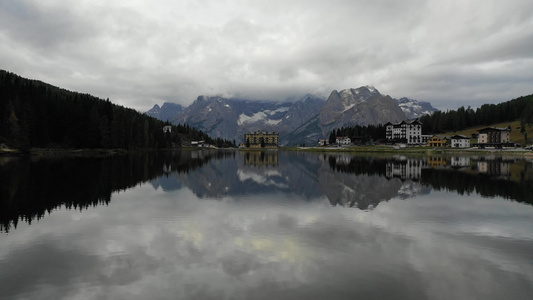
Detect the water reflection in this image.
<box><xmin>2</xmin><ymin>151</ymin><xmax>533</xmax><ymax>299</ymax></box>
<box><xmin>244</xmin><ymin>150</ymin><xmax>279</xmax><ymax>166</ymax></box>
<box><xmin>2</xmin><ymin>151</ymin><xmax>533</xmax><ymax>233</ymax></box>
<box><xmin>0</xmin><ymin>150</ymin><xmax>233</xmax><ymax>232</ymax></box>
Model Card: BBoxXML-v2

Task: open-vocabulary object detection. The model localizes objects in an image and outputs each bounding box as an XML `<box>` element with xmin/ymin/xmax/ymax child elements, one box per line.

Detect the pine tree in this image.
<box><xmin>7</xmin><ymin>107</ymin><xmax>20</xmax><ymax>148</ymax></box>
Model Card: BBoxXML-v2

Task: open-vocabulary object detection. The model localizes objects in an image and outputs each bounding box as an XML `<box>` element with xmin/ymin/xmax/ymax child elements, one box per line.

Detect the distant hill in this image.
<box><xmin>419</xmin><ymin>94</ymin><xmax>533</xmax><ymax>144</ymax></box>
<box><xmin>441</xmin><ymin>120</ymin><xmax>533</xmax><ymax>146</ymax></box>
<box><xmin>0</xmin><ymin>70</ymin><xmax>230</xmax><ymax>151</ymax></box>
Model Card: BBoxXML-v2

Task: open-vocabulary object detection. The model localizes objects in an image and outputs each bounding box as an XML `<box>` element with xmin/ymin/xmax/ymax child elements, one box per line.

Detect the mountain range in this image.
<box><xmin>146</xmin><ymin>86</ymin><xmax>438</xmax><ymax>145</ymax></box>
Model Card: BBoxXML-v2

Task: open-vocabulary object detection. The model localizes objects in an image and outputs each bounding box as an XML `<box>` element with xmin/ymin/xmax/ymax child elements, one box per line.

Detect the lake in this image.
<box><xmin>1</xmin><ymin>150</ymin><xmax>533</xmax><ymax>299</ymax></box>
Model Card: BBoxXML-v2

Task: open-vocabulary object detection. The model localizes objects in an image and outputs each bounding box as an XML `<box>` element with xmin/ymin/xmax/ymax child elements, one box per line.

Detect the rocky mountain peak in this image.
<box><xmin>146</xmin><ymin>102</ymin><xmax>183</xmax><ymax>121</ymax></box>
<box><xmin>146</xmin><ymin>86</ymin><xmax>437</xmax><ymax>147</ymax></box>
<box><xmin>395</xmin><ymin>97</ymin><xmax>438</xmax><ymax>119</ymax></box>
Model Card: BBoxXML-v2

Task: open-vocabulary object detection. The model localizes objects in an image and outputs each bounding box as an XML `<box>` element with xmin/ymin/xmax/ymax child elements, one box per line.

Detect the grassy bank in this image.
<box><xmin>441</xmin><ymin>120</ymin><xmax>533</xmax><ymax>146</ymax></box>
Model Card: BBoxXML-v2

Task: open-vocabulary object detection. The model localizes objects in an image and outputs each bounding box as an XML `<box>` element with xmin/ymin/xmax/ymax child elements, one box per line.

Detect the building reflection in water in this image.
<box><xmin>451</xmin><ymin>157</ymin><xmax>470</xmax><ymax>168</ymax></box>
<box><xmin>427</xmin><ymin>156</ymin><xmax>447</xmax><ymax>168</ymax></box>
<box><xmin>3</xmin><ymin>151</ymin><xmax>531</xmax><ymax>232</ymax></box>
<box><xmin>476</xmin><ymin>157</ymin><xmax>514</xmax><ymax>178</ymax></box>
<box><xmin>383</xmin><ymin>155</ymin><xmax>517</xmax><ymax>182</ymax></box>
<box><xmin>385</xmin><ymin>155</ymin><xmax>426</xmax><ymax>181</ymax></box>
<box><xmin>244</xmin><ymin>151</ymin><xmax>279</xmax><ymax>167</ymax></box>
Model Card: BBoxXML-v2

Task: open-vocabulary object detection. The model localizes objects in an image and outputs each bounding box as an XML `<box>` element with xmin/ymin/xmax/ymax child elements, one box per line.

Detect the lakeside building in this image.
<box><xmin>244</xmin><ymin>130</ymin><xmax>279</xmax><ymax>148</ymax></box>
<box><xmin>385</xmin><ymin>119</ymin><xmax>423</xmax><ymax>145</ymax></box>
<box><xmin>336</xmin><ymin>136</ymin><xmax>352</xmax><ymax>146</ymax></box>
<box><xmin>427</xmin><ymin>135</ymin><xmax>448</xmax><ymax>147</ymax></box>
<box><xmin>163</xmin><ymin>125</ymin><xmax>172</xmax><ymax>133</ymax></box>
<box><xmin>318</xmin><ymin>139</ymin><xmax>329</xmax><ymax>146</ymax></box>
<box><xmin>473</xmin><ymin>127</ymin><xmax>514</xmax><ymax>149</ymax></box>
<box><xmin>421</xmin><ymin>135</ymin><xmax>432</xmax><ymax>145</ymax></box>
<box><xmin>450</xmin><ymin>135</ymin><xmax>471</xmax><ymax>148</ymax></box>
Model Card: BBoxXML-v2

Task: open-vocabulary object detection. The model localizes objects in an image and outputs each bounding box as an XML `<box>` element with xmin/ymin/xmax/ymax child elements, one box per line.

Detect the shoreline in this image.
<box><xmin>1</xmin><ymin>145</ymin><xmax>532</xmax><ymax>157</ymax></box>
<box><xmin>281</xmin><ymin>145</ymin><xmax>533</xmax><ymax>155</ymax></box>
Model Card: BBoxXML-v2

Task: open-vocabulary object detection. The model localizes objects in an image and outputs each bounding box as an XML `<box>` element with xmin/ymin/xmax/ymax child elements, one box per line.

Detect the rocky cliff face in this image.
<box><xmin>282</xmin><ymin>86</ymin><xmax>407</xmax><ymax>146</ymax></box>
<box><xmin>319</xmin><ymin>86</ymin><xmax>406</xmax><ymax>130</ymax></box>
<box><xmin>147</xmin><ymin>86</ymin><xmax>437</xmax><ymax>145</ymax></box>
<box><xmin>171</xmin><ymin>95</ymin><xmax>324</xmax><ymax>142</ymax></box>
<box><xmin>279</xmin><ymin>94</ymin><xmax>325</xmax><ymax>130</ymax></box>
<box><xmin>395</xmin><ymin>97</ymin><xmax>438</xmax><ymax>119</ymax></box>
<box><xmin>146</xmin><ymin>102</ymin><xmax>183</xmax><ymax>121</ymax></box>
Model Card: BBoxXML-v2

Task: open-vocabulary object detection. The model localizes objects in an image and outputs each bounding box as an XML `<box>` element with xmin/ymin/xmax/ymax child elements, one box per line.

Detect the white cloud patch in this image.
<box><xmin>237</xmin><ymin>169</ymin><xmax>287</xmax><ymax>188</ymax></box>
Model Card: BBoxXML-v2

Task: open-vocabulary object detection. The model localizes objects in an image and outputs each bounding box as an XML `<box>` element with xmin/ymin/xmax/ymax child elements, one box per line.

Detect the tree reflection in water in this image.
<box><xmin>2</xmin><ymin>151</ymin><xmax>532</xmax><ymax>232</ymax></box>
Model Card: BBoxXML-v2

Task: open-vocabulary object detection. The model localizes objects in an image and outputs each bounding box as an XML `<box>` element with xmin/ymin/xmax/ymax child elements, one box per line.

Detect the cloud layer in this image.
<box><xmin>1</xmin><ymin>0</ymin><xmax>533</xmax><ymax>111</ymax></box>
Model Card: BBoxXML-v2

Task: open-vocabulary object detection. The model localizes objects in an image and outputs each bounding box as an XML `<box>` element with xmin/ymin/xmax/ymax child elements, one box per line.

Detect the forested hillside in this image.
<box><xmin>327</xmin><ymin>124</ymin><xmax>386</xmax><ymax>145</ymax></box>
<box><xmin>420</xmin><ymin>94</ymin><xmax>533</xmax><ymax>134</ymax></box>
<box><xmin>328</xmin><ymin>94</ymin><xmax>533</xmax><ymax>144</ymax></box>
<box><xmin>0</xmin><ymin>70</ymin><xmax>234</xmax><ymax>151</ymax></box>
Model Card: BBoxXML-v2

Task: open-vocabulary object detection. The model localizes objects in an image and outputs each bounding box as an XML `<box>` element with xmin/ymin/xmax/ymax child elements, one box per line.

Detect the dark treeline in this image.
<box><xmin>328</xmin><ymin>94</ymin><xmax>533</xmax><ymax>139</ymax></box>
<box><xmin>0</xmin><ymin>70</ymin><xmax>235</xmax><ymax>151</ymax></box>
<box><xmin>328</xmin><ymin>124</ymin><xmax>386</xmax><ymax>144</ymax></box>
<box><xmin>0</xmin><ymin>150</ymin><xmax>235</xmax><ymax>233</ymax></box>
<box><xmin>327</xmin><ymin>154</ymin><xmax>388</xmax><ymax>175</ymax></box>
<box><xmin>421</xmin><ymin>167</ymin><xmax>533</xmax><ymax>205</ymax></box>
<box><xmin>420</xmin><ymin>94</ymin><xmax>533</xmax><ymax>134</ymax></box>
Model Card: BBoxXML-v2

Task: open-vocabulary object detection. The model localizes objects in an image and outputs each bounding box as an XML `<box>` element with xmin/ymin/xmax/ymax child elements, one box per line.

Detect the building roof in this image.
<box><xmin>430</xmin><ymin>135</ymin><xmax>448</xmax><ymax>140</ymax></box>
<box><xmin>478</xmin><ymin>127</ymin><xmax>511</xmax><ymax>133</ymax></box>
<box><xmin>386</xmin><ymin>119</ymin><xmax>422</xmax><ymax>126</ymax></box>
<box><xmin>451</xmin><ymin>135</ymin><xmax>469</xmax><ymax>139</ymax></box>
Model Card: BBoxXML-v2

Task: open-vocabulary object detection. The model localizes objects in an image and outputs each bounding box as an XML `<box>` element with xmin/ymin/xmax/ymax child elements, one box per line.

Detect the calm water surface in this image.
<box><xmin>1</xmin><ymin>150</ymin><xmax>533</xmax><ymax>299</ymax></box>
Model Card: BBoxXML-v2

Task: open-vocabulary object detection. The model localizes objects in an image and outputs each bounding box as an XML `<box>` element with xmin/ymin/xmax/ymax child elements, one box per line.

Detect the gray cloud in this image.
<box><xmin>1</xmin><ymin>0</ymin><xmax>532</xmax><ymax>111</ymax></box>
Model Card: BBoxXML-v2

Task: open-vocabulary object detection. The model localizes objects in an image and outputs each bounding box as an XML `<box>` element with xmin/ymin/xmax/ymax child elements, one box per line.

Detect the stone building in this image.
<box><xmin>244</xmin><ymin>130</ymin><xmax>279</xmax><ymax>148</ymax></box>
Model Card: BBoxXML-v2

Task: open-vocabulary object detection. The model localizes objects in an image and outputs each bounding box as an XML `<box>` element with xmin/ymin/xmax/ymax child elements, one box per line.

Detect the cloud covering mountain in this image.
<box><xmin>1</xmin><ymin>1</ymin><xmax>532</xmax><ymax>112</ymax></box>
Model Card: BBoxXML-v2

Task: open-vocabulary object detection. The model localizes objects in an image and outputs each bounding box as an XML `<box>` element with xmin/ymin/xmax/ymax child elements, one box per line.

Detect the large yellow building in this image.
<box><xmin>244</xmin><ymin>131</ymin><xmax>279</xmax><ymax>148</ymax></box>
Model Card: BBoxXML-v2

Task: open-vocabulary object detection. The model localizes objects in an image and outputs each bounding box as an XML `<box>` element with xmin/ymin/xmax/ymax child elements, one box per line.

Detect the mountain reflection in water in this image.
<box><xmin>2</xmin><ymin>150</ymin><xmax>533</xmax><ymax>232</ymax></box>
<box><xmin>2</xmin><ymin>150</ymin><xmax>533</xmax><ymax>300</ymax></box>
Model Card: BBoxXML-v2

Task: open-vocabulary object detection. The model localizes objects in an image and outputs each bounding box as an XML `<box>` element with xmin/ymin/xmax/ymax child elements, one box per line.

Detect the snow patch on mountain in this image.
<box><xmin>343</xmin><ymin>103</ymin><xmax>356</xmax><ymax>112</ymax></box>
<box><xmin>267</xmin><ymin>119</ymin><xmax>282</xmax><ymax>125</ymax></box>
<box><xmin>265</xmin><ymin>107</ymin><xmax>289</xmax><ymax>115</ymax></box>
<box><xmin>238</xmin><ymin>110</ymin><xmax>284</xmax><ymax>125</ymax></box>
<box><xmin>395</xmin><ymin>97</ymin><xmax>438</xmax><ymax>119</ymax></box>
<box><xmin>238</xmin><ymin>112</ymin><xmax>265</xmax><ymax>125</ymax></box>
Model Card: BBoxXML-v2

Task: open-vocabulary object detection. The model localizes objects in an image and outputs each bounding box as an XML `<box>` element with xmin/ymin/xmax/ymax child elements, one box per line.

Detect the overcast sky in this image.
<box><xmin>1</xmin><ymin>0</ymin><xmax>532</xmax><ymax>111</ymax></box>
